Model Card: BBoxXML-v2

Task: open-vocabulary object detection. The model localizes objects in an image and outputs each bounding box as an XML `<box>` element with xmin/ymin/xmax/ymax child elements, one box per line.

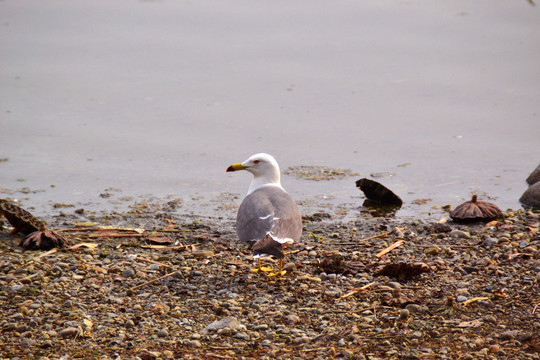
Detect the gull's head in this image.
<box><xmin>227</xmin><ymin>153</ymin><xmax>282</xmax><ymax>192</ymax></box>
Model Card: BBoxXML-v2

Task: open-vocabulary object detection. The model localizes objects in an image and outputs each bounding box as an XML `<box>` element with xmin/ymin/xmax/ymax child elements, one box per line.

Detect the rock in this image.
<box><xmin>157</xmin><ymin>329</ymin><xmax>169</xmax><ymax>338</ymax></box>
<box><xmin>125</xmin><ymin>320</ymin><xmax>135</xmax><ymax>328</ymax></box>
<box><xmin>283</xmin><ymin>262</ymin><xmax>296</xmax><ymax>272</ymax></box>
<box><xmin>139</xmin><ymin>350</ymin><xmax>160</xmax><ymax>360</ymax></box>
<box><xmin>10</xmin><ymin>285</ymin><xmax>24</xmax><ymax>292</ymax></box>
<box><xmin>526</xmin><ymin>163</ymin><xmax>540</xmax><ymax>185</ymax></box>
<box><xmin>520</xmin><ymin>182</ymin><xmax>540</xmax><ymax>209</ymax></box>
<box><xmin>399</xmin><ymin>309</ymin><xmax>409</xmax><ymax>320</ymax></box>
<box><xmin>122</xmin><ymin>268</ymin><xmax>135</xmax><ymax>278</ymax></box>
<box><xmin>58</xmin><ymin>327</ymin><xmax>81</xmax><ymax>338</ymax></box>
<box><xmin>498</xmin><ymin>330</ymin><xmax>520</xmax><ymax>340</ymax></box>
<box><xmin>186</xmin><ymin>340</ymin><xmax>201</xmax><ymax>348</ymax></box>
<box><xmin>517</xmin><ymin>333</ymin><xmax>532</xmax><ymax>342</ymax></box>
<box><xmin>203</xmin><ymin>316</ymin><xmax>245</xmax><ymax>333</ymax></box>
<box><xmin>234</xmin><ymin>331</ymin><xmax>250</xmax><ymax>341</ymax></box>
<box><xmin>286</xmin><ymin>314</ymin><xmax>301</xmax><ymax>324</ymax></box>
<box><xmin>456</xmin><ymin>295</ymin><xmax>468</xmax><ymax>303</ymax></box>
<box><xmin>482</xmin><ymin>237</ymin><xmax>498</xmax><ymax>246</ymax></box>
<box><xmin>450</xmin><ymin>230</ymin><xmax>470</xmax><ymax>239</ymax></box>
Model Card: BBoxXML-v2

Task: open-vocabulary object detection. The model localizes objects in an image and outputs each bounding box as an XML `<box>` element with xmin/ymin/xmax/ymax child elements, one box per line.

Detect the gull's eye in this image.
<box><xmin>253</xmin><ymin>160</ymin><xmax>260</xmax><ymax>164</ymax></box>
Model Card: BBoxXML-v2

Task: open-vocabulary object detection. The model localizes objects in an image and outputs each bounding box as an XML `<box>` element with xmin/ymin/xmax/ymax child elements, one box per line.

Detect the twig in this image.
<box><xmin>359</xmin><ymin>231</ymin><xmax>392</xmax><ymax>242</ymax></box>
<box><xmin>33</xmin><ymin>248</ymin><xmax>58</xmax><ymax>259</ymax></box>
<box><xmin>140</xmin><ymin>244</ymin><xmax>188</xmax><ymax>250</ymax></box>
<box><xmin>135</xmin><ymin>256</ymin><xmax>171</xmax><ymax>268</ymax></box>
<box><xmin>205</xmin><ymin>353</ymin><xmax>232</xmax><ymax>359</ymax></box>
<box><xmin>376</xmin><ymin>240</ymin><xmax>404</xmax><ymax>258</ymax></box>
<box><xmin>532</xmin><ymin>303</ymin><xmax>539</xmax><ymax>314</ymax></box>
<box><xmin>337</xmin><ymin>282</ymin><xmax>375</xmax><ymax>300</ymax></box>
<box><xmin>462</xmin><ymin>297</ymin><xmax>489</xmax><ymax>306</ymax></box>
<box><xmin>88</xmin><ymin>233</ymin><xmax>144</xmax><ymax>238</ymax></box>
<box><xmin>130</xmin><ymin>271</ymin><xmax>177</xmax><ymax>291</ymax></box>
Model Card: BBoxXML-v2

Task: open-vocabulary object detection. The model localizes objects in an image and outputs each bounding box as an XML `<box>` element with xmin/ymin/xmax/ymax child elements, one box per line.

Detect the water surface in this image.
<box><xmin>1</xmin><ymin>0</ymin><xmax>539</xmax><ymax>220</ymax></box>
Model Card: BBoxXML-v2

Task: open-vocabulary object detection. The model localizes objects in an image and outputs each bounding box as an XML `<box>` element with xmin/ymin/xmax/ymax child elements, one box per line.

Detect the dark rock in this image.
<box><xmin>526</xmin><ymin>163</ymin><xmax>540</xmax><ymax>185</ymax></box>
<box><xmin>519</xmin><ymin>182</ymin><xmax>540</xmax><ymax>209</ymax></box>
<box><xmin>355</xmin><ymin>178</ymin><xmax>403</xmax><ymax>206</ymax></box>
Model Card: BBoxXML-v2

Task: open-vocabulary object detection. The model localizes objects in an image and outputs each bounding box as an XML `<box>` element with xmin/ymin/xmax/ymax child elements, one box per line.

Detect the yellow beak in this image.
<box><xmin>226</xmin><ymin>163</ymin><xmax>247</xmax><ymax>172</ymax></box>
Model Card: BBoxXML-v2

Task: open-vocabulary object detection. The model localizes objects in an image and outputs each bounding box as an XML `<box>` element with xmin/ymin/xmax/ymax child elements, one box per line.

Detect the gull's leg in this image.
<box><xmin>267</xmin><ymin>249</ymin><xmax>287</xmax><ymax>277</ymax></box>
<box><xmin>249</xmin><ymin>258</ymin><xmax>273</xmax><ymax>273</ymax></box>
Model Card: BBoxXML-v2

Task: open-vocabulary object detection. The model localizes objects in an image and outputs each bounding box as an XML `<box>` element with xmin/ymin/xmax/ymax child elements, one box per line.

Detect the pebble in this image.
<box><xmin>283</xmin><ymin>262</ymin><xmax>296</xmax><ymax>272</ymax></box>
<box><xmin>498</xmin><ymin>330</ymin><xmax>520</xmax><ymax>340</ymax></box>
<box><xmin>157</xmin><ymin>329</ymin><xmax>169</xmax><ymax>338</ymax></box>
<box><xmin>58</xmin><ymin>327</ymin><xmax>80</xmax><ymax>338</ymax></box>
<box><xmin>405</xmin><ymin>304</ymin><xmax>424</xmax><ymax>313</ymax></box>
<box><xmin>234</xmin><ymin>331</ymin><xmax>250</xmax><ymax>341</ymax></box>
<box><xmin>482</xmin><ymin>237</ymin><xmax>499</xmax><ymax>246</ymax></box>
<box><xmin>399</xmin><ymin>309</ymin><xmax>409</xmax><ymax>320</ymax></box>
<box><xmin>450</xmin><ymin>230</ymin><xmax>471</xmax><ymax>239</ymax></box>
<box><xmin>286</xmin><ymin>314</ymin><xmax>301</xmax><ymax>324</ymax></box>
<box><xmin>456</xmin><ymin>295</ymin><xmax>468</xmax><ymax>303</ymax></box>
<box><xmin>125</xmin><ymin>320</ymin><xmax>135</xmax><ymax>328</ymax></box>
<box><xmin>122</xmin><ymin>268</ymin><xmax>135</xmax><ymax>278</ymax></box>
<box><xmin>203</xmin><ymin>316</ymin><xmax>245</xmax><ymax>332</ymax></box>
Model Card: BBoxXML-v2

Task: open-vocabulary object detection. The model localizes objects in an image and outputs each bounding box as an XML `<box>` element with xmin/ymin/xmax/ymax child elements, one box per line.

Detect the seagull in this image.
<box><xmin>226</xmin><ymin>153</ymin><xmax>302</xmax><ymax>277</ymax></box>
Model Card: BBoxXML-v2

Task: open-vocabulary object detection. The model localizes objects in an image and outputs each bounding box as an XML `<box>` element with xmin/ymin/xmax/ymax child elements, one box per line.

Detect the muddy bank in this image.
<box><xmin>0</xmin><ymin>201</ymin><xmax>539</xmax><ymax>359</ymax></box>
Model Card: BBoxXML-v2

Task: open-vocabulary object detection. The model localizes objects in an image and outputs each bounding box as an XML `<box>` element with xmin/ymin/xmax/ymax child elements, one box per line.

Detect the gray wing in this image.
<box><xmin>236</xmin><ymin>186</ymin><xmax>302</xmax><ymax>249</ymax></box>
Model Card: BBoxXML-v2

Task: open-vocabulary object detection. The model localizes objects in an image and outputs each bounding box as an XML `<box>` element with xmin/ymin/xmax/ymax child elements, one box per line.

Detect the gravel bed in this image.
<box><xmin>0</xmin><ymin>203</ymin><xmax>538</xmax><ymax>359</ymax></box>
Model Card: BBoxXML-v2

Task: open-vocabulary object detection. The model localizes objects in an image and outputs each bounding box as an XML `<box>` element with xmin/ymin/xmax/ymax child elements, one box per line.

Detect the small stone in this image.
<box><xmin>387</xmin><ymin>282</ymin><xmax>401</xmax><ymax>289</ymax></box>
<box><xmin>456</xmin><ymin>295</ymin><xmax>468</xmax><ymax>303</ymax></box>
<box><xmin>488</xmin><ymin>344</ymin><xmax>500</xmax><ymax>353</ymax></box>
<box><xmin>283</xmin><ymin>262</ymin><xmax>296</xmax><ymax>272</ymax></box>
<box><xmin>405</xmin><ymin>304</ymin><xmax>423</xmax><ymax>313</ymax></box>
<box><xmin>40</xmin><ymin>340</ymin><xmax>53</xmax><ymax>348</ymax></box>
<box><xmin>125</xmin><ymin>320</ymin><xmax>135</xmax><ymax>328</ymax></box>
<box><xmin>517</xmin><ymin>333</ymin><xmax>532</xmax><ymax>342</ymax></box>
<box><xmin>58</xmin><ymin>327</ymin><xmax>80</xmax><ymax>338</ymax></box>
<box><xmin>203</xmin><ymin>316</ymin><xmax>245</xmax><ymax>332</ymax></box>
<box><xmin>287</xmin><ymin>314</ymin><xmax>301</xmax><ymax>324</ymax></box>
<box><xmin>157</xmin><ymin>329</ymin><xmax>169</xmax><ymax>338</ymax></box>
<box><xmin>337</xmin><ymin>338</ymin><xmax>346</xmax><ymax>346</ymax></box>
<box><xmin>399</xmin><ymin>309</ymin><xmax>409</xmax><ymax>320</ymax></box>
<box><xmin>498</xmin><ymin>330</ymin><xmax>519</xmax><ymax>340</ymax></box>
<box><xmin>261</xmin><ymin>339</ymin><xmax>272</xmax><ymax>347</ymax></box>
<box><xmin>341</xmin><ymin>349</ymin><xmax>354</xmax><ymax>359</ymax></box>
<box><xmin>187</xmin><ymin>339</ymin><xmax>201</xmax><ymax>348</ymax></box>
<box><xmin>190</xmin><ymin>333</ymin><xmax>201</xmax><ymax>340</ymax></box>
<box><xmin>122</xmin><ymin>268</ymin><xmax>135</xmax><ymax>278</ymax></box>
<box><xmin>234</xmin><ymin>331</ymin><xmax>250</xmax><ymax>341</ymax></box>
<box><xmin>162</xmin><ymin>350</ymin><xmax>174</xmax><ymax>359</ymax></box>
<box><xmin>482</xmin><ymin>237</ymin><xmax>498</xmax><ymax>246</ymax></box>
<box><xmin>424</xmin><ymin>246</ymin><xmax>441</xmax><ymax>255</ymax></box>
<box><xmin>10</xmin><ymin>285</ymin><xmax>24</xmax><ymax>292</ymax></box>
<box><xmin>409</xmin><ymin>331</ymin><xmax>422</xmax><ymax>339</ymax></box>
<box><xmin>450</xmin><ymin>230</ymin><xmax>471</xmax><ymax>239</ymax></box>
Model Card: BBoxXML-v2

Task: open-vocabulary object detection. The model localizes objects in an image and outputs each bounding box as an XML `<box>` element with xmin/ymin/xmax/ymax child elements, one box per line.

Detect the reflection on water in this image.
<box><xmin>1</xmin><ymin>0</ymin><xmax>539</xmax><ymax>220</ymax></box>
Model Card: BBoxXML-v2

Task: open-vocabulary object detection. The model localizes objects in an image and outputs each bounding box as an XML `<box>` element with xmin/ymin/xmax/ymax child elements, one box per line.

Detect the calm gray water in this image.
<box><xmin>1</xmin><ymin>0</ymin><xmax>539</xmax><ymax>220</ymax></box>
